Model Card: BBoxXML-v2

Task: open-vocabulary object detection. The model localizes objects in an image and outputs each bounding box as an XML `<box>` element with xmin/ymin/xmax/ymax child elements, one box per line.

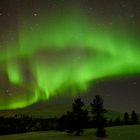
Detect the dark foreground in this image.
<box><xmin>0</xmin><ymin>125</ymin><xmax>140</xmax><ymax>140</ymax></box>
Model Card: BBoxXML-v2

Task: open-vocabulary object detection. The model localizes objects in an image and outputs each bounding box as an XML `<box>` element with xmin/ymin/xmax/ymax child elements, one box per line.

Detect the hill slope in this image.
<box><xmin>0</xmin><ymin>103</ymin><xmax>122</xmax><ymax>119</ymax></box>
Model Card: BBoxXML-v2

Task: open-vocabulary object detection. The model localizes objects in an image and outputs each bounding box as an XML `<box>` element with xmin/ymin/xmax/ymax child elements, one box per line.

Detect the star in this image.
<box><xmin>5</xmin><ymin>89</ymin><xmax>9</xmax><ymax>93</ymax></box>
<box><xmin>133</xmin><ymin>82</ymin><xmax>137</xmax><ymax>85</ymax></box>
<box><xmin>33</xmin><ymin>13</ymin><xmax>38</xmax><ymax>17</ymax></box>
<box><xmin>7</xmin><ymin>13</ymin><xmax>10</xmax><ymax>17</ymax></box>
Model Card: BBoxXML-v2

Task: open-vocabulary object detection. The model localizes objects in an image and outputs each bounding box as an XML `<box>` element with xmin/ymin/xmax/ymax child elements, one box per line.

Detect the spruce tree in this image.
<box><xmin>131</xmin><ymin>111</ymin><xmax>138</xmax><ymax>124</ymax></box>
<box><xmin>91</xmin><ymin>95</ymin><xmax>107</xmax><ymax>138</ymax></box>
<box><xmin>65</xmin><ymin>98</ymin><xmax>89</xmax><ymax>136</ymax></box>
<box><xmin>123</xmin><ymin>112</ymin><xmax>129</xmax><ymax>124</ymax></box>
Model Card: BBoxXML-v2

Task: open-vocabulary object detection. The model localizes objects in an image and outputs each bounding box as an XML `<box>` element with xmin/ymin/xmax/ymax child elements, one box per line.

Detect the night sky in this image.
<box><xmin>0</xmin><ymin>0</ymin><xmax>140</xmax><ymax>111</ymax></box>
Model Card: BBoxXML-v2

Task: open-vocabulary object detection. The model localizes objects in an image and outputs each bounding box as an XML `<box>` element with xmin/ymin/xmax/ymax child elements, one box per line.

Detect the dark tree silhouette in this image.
<box><xmin>108</xmin><ymin>119</ymin><xmax>113</xmax><ymax>127</ymax></box>
<box><xmin>65</xmin><ymin>112</ymin><xmax>75</xmax><ymax>134</ymax></box>
<box><xmin>114</xmin><ymin>116</ymin><xmax>122</xmax><ymax>126</ymax></box>
<box><xmin>123</xmin><ymin>112</ymin><xmax>129</xmax><ymax>124</ymax></box>
<box><xmin>58</xmin><ymin>114</ymin><xmax>68</xmax><ymax>131</ymax></box>
<box><xmin>91</xmin><ymin>95</ymin><xmax>107</xmax><ymax>138</ymax></box>
<box><xmin>65</xmin><ymin>98</ymin><xmax>89</xmax><ymax>136</ymax></box>
<box><xmin>131</xmin><ymin>111</ymin><xmax>138</xmax><ymax>124</ymax></box>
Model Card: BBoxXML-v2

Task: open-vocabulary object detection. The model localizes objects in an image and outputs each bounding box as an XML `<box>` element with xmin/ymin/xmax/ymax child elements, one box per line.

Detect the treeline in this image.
<box><xmin>108</xmin><ymin>111</ymin><xmax>139</xmax><ymax>127</ymax></box>
<box><xmin>0</xmin><ymin>115</ymin><xmax>58</xmax><ymax>135</ymax></box>
<box><xmin>0</xmin><ymin>95</ymin><xmax>139</xmax><ymax>138</ymax></box>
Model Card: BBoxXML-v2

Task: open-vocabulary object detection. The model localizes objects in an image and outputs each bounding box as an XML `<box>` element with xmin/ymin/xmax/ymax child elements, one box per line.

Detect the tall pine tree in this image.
<box><xmin>131</xmin><ymin>111</ymin><xmax>138</xmax><ymax>124</ymax></box>
<box><xmin>65</xmin><ymin>98</ymin><xmax>89</xmax><ymax>136</ymax></box>
<box><xmin>123</xmin><ymin>112</ymin><xmax>129</xmax><ymax>125</ymax></box>
<box><xmin>91</xmin><ymin>95</ymin><xmax>107</xmax><ymax>138</ymax></box>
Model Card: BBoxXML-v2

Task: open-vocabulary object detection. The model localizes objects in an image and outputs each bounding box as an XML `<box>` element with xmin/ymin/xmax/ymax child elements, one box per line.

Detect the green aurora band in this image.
<box><xmin>0</xmin><ymin>7</ymin><xmax>140</xmax><ymax>109</ymax></box>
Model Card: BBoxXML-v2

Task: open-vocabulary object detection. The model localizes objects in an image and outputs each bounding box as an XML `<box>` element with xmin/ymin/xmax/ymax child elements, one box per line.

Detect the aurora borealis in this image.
<box><xmin>0</xmin><ymin>0</ymin><xmax>140</xmax><ymax>109</ymax></box>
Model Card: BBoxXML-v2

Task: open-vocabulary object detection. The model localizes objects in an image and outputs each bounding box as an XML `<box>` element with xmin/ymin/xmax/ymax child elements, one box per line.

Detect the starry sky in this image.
<box><xmin>0</xmin><ymin>0</ymin><xmax>140</xmax><ymax>111</ymax></box>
